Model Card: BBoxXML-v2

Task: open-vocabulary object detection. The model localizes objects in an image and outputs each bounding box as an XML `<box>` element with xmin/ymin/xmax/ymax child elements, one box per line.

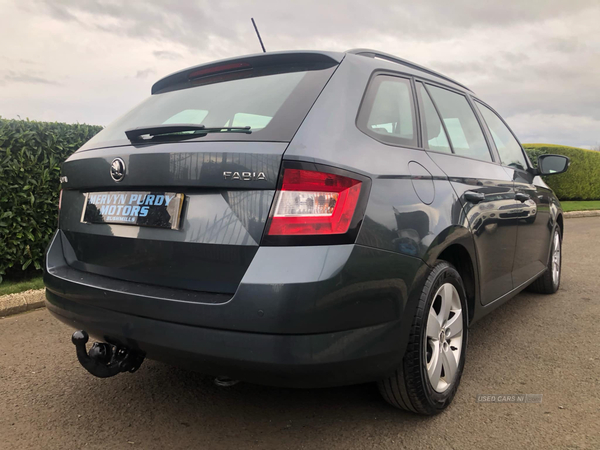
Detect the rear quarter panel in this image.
<box><xmin>284</xmin><ymin>53</ymin><xmax>481</xmax><ymax>315</ymax></box>
<box><xmin>285</xmin><ymin>54</ymin><xmax>475</xmax><ymax>263</ymax></box>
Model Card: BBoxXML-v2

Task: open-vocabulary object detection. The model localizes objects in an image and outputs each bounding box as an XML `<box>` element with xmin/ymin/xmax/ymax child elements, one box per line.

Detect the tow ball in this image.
<box><xmin>71</xmin><ymin>330</ymin><xmax>145</xmax><ymax>378</ymax></box>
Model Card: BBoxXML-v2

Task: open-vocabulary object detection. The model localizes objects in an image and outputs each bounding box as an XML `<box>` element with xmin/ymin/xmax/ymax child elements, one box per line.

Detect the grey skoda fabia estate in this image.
<box><xmin>45</xmin><ymin>49</ymin><xmax>570</xmax><ymax>414</ymax></box>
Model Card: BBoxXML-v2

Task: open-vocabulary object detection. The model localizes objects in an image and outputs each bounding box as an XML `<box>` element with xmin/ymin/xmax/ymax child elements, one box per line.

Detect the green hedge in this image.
<box><xmin>0</xmin><ymin>118</ymin><xmax>102</xmax><ymax>283</ymax></box>
<box><xmin>523</xmin><ymin>144</ymin><xmax>600</xmax><ymax>201</ymax></box>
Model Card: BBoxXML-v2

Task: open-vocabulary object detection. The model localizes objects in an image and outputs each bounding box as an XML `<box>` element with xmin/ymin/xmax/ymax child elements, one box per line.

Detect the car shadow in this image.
<box><xmin>53</xmin><ymin>288</ymin><xmax>554</xmax><ymax>447</ymax></box>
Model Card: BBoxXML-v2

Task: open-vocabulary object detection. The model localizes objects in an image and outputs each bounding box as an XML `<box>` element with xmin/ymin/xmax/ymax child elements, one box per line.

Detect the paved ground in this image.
<box><xmin>1</xmin><ymin>217</ymin><xmax>599</xmax><ymax>450</ymax></box>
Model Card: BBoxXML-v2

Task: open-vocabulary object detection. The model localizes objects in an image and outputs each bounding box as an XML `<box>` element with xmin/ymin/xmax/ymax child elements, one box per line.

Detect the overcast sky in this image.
<box><xmin>1</xmin><ymin>0</ymin><xmax>599</xmax><ymax>148</ymax></box>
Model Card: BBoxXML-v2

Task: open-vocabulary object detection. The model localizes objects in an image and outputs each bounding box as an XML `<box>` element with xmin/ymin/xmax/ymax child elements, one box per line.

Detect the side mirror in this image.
<box><xmin>536</xmin><ymin>154</ymin><xmax>570</xmax><ymax>176</ymax></box>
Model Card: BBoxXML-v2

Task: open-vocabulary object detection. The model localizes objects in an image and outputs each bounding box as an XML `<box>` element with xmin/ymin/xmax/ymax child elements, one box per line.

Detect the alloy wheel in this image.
<box><xmin>424</xmin><ymin>283</ymin><xmax>463</xmax><ymax>393</ymax></box>
<box><xmin>552</xmin><ymin>230</ymin><xmax>561</xmax><ymax>287</ymax></box>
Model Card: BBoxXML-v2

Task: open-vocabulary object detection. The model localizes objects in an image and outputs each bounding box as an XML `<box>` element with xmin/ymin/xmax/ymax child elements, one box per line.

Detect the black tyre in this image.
<box><xmin>378</xmin><ymin>261</ymin><xmax>468</xmax><ymax>415</ymax></box>
<box><xmin>527</xmin><ymin>226</ymin><xmax>562</xmax><ymax>294</ymax></box>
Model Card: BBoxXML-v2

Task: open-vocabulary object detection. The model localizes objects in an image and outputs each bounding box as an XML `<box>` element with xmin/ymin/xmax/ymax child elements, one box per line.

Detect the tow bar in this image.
<box><xmin>71</xmin><ymin>330</ymin><xmax>145</xmax><ymax>378</ymax></box>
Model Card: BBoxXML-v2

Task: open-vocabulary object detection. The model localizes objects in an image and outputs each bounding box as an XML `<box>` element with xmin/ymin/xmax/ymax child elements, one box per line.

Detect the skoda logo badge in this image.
<box><xmin>110</xmin><ymin>158</ymin><xmax>126</xmax><ymax>182</ymax></box>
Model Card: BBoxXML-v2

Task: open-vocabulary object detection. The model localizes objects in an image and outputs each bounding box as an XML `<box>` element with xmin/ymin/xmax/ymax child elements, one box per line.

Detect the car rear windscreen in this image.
<box><xmin>82</xmin><ymin>64</ymin><xmax>337</xmax><ymax>151</ymax></box>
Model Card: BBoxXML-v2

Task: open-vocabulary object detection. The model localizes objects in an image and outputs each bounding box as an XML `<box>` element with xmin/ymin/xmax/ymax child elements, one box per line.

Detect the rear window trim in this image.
<box><xmin>72</xmin><ymin>138</ymin><xmax>292</xmax><ymax>154</ymax></box>
<box><xmin>354</xmin><ymin>70</ymin><xmax>507</xmax><ymax>166</ymax></box>
<box><xmin>415</xmin><ymin>80</ymin><xmax>454</xmax><ymax>156</ymax></box>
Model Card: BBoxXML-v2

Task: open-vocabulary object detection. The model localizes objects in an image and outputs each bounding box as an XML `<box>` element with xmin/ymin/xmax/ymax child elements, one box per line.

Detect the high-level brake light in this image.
<box><xmin>267</xmin><ymin>168</ymin><xmax>362</xmax><ymax>236</ymax></box>
<box><xmin>188</xmin><ymin>62</ymin><xmax>251</xmax><ymax>80</ymax></box>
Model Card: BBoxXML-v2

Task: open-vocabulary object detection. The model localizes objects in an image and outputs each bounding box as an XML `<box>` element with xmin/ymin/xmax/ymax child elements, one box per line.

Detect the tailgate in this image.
<box><xmin>58</xmin><ymin>141</ymin><xmax>283</xmax><ymax>294</ymax></box>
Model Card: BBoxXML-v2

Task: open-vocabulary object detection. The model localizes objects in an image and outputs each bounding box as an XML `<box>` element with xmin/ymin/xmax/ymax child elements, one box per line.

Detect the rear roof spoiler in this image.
<box><xmin>151</xmin><ymin>51</ymin><xmax>344</xmax><ymax>95</ymax></box>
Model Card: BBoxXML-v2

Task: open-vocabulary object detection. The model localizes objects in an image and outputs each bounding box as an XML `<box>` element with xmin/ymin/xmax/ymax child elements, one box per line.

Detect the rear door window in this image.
<box><xmin>426</xmin><ymin>85</ymin><xmax>492</xmax><ymax>162</ymax></box>
<box><xmin>476</xmin><ymin>102</ymin><xmax>527</xmax><ymax>170</ymax></box>
<box><xmin>357</xmin><ymin>75</ymin><xmax>418</xmax><ymax>147</ymax></box>
<box><xmin>417</xmin><ymin>82</ymin><xmax>452</xmax><ymax>154</ymax></box>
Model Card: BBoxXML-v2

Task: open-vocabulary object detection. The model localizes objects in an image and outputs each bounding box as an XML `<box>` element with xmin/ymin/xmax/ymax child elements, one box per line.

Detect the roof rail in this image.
<box><xmin>346</xmin><ymin>48</ymin><xmax>472</xmax><ymax>93</ymax></box>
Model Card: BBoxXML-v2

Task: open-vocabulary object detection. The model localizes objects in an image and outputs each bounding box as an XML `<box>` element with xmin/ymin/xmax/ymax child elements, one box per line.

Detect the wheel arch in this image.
<box><xmin>556</xmin><ymin>213</ymin><xmax>564</xmax><ymax>237</ymax></box>
<box><xmin>423</xmin><ymin>226</ymin><xmax>480</xmax><ymax>324</ymax></box>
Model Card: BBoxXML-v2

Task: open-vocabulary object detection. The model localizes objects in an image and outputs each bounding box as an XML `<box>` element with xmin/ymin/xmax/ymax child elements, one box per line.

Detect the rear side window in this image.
<box><xmin>427</xmin><ymin>85</ymin><xmax>492</xmax><ymax>162</ymax></box>
<box><xmin>357</xmin><ymin>75</ymin><xmax>417</xmax><ymax>147</ymax></box>
<box><xmin>417</xmin><ymin>83</ymin><xmax>451</xmax><ymax>154</ymax></box>
<box><xmin>476</xmin><ymin>102</ymin><xmax>527</xmax><ymax>170</ymax></box>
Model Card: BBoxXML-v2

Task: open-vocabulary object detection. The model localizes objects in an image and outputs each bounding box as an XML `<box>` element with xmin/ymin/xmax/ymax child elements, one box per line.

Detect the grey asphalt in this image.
<box><xmin>1</xmin><ymin>217</ymin><xmax>599</xmax><ymax>450</ymax></box>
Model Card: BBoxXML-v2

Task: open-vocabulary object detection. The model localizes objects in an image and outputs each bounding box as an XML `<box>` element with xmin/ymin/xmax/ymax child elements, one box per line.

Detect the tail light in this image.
<box><xmin>263</xmin><ymin>164</ymin><xmax>369</xmax><ymax>244</ymax></box>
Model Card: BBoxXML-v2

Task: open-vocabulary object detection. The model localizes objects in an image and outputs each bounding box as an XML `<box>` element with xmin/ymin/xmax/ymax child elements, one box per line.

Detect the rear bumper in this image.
<box><xmin>46</xmin><ymin>291</ymin><xmax>402</xmax><ymax>388</ymax></box>
<box><xmin>44</xmin><ymin>230</ymin><xmax>428</xmax><ymax>387</ymax></box>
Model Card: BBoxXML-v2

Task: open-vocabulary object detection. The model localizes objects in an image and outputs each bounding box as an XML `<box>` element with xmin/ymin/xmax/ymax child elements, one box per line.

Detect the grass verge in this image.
<box><xmin>561</xmin><ymin>201</ymin><xmax>600</xmax><ymax>212</ymax></box>
<box><xmin>0</xmin><ymin>276</ymin><xmax>44</xmax><ymax>296</ymax></box>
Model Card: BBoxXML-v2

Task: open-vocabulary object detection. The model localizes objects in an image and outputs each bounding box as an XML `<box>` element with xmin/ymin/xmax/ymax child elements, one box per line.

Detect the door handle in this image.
<box><xmin>464</xmin><ymin>191</ymin><xmax>486</xmax><ymax>204</ymax></box>
<box><xmin>515</xmin><ymin>192</ymin><xmax>530</xmax><ymax>203</ymax></box>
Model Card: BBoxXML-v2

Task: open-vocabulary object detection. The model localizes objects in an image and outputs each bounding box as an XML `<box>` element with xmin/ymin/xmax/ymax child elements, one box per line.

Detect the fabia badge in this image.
<box><xmin>110</xmin><ymin>158</ymin><xmax>126</xmax><ymax>182</ymax></box>
<box><xmin>223</xmin><ymin>171</ymin><xmax>266</xmax><ymax>181</ymax></box>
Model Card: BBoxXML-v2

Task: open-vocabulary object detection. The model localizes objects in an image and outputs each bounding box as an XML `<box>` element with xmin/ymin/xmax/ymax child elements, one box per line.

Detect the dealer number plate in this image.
<box><xmin>81</xmin><ymin>191</ymin><xmax>184</xmax><ymax>230</ymax></box>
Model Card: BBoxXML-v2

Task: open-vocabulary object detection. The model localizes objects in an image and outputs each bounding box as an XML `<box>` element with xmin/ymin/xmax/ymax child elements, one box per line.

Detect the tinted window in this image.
<box><xmin>418</xmin><ymin>83</ymin><xmax>451</xmax><ymax>154</ymax></box>
<box><xmin>232</xmin><ymin>112</ymin><xmax>272</xmax><ymax>130</ymax></box>
<box><xmin>476</xmin><ymin>102</ymin><xmax>527</xmax><ymax>170</ymax></box>
<box><xmin>163</xmin><ymin>109</ymin><xmax>208</xmax><ymax>124</ymax></box>
<box><xmin>82</xmin><ymin>66</ymin><xmax>336</xmax><ymax>149</ymax></box>
<box><xmin>427</xmin><ymin>85</ymin><xmax>492</xmax><ymax>162</ymax></box>
<box><xmin>357</xmin><ymin>76</ymin><xmax>417</xmax><ymax>147</ymax></box>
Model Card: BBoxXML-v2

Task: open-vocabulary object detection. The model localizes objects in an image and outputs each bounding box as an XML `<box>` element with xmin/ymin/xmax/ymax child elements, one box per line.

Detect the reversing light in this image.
<box><xmin>267</xmin><ymin>169</ymin><xmax>362</xmax><ymax>235</ymax></box>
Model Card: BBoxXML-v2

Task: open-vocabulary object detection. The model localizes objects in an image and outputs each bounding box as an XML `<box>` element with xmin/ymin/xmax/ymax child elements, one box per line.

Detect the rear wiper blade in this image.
<box><xmin>125</xmin><ymin>124</ymin><xmax>251</xmax><ymax>142</ymax></box>
<box><xmin>201</xmin><ymin>126</ymin><xmax>252</xmax><ymax>133</ymax></box>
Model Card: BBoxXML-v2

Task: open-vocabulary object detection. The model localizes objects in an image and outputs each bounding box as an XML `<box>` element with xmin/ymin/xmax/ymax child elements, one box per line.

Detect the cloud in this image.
<box><xmin>30</xmin><ymin>0</ymin><xmax>600</xmax><ymax>47</ymax></box>
<box><xmin>153</xmin><ymin>50</ymin><xmax>183</xmax><ymax>60</ymax></box>
<box><xmin>135</xmin><ymin>68</ymin><xmax>156</xmax><ymax>79</ymax></box>
<box><xmin>1</xmin><ymin>0</ymin><xmax>600</xmax><ymax>147</ymax></box>
<box><xmin>4</xmin><ymin>71</ymin><xmax>61</xmax><ymax>85</ymax></box>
